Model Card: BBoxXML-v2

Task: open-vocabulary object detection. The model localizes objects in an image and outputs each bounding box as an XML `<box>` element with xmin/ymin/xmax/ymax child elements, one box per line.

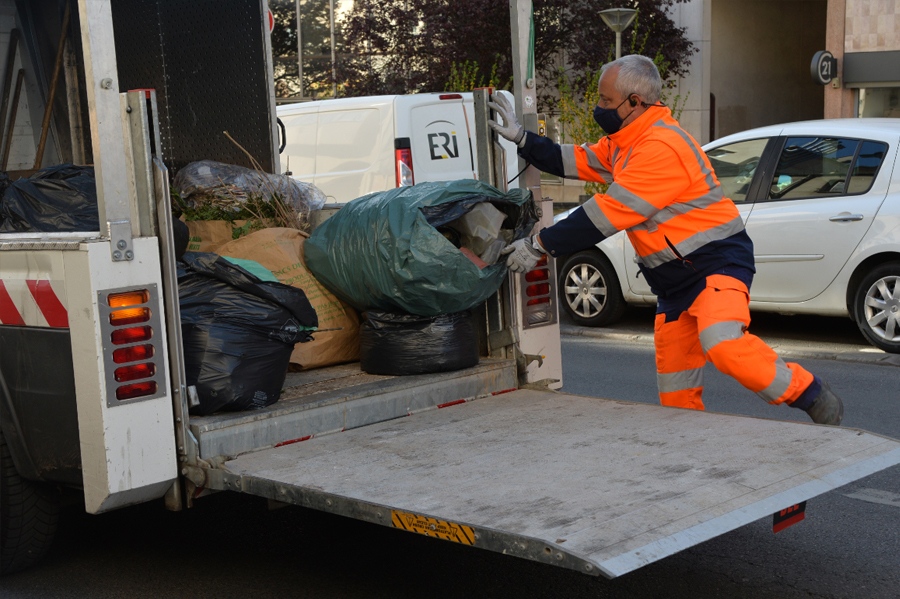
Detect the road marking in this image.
<box><xmin>842</xmin><ymin>488</ymin><xmax>900</xmax><ymax>508</ymax></box>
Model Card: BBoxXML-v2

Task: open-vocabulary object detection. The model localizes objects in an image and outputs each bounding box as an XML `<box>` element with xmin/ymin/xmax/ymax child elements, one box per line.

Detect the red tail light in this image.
<box><xmin>113</xmin><ymin>344</ymin><xmax>155</xmax><ymax>364</ymax></box>
<box><xmin>116</xmin><ymin>381</ymin><xmax>158</xmax><ymax>400</ymax></box>
<box><xmin>395</xmin><ymin>148</ymin><xmax>414</xmax><ymax>187</ymax></box>
<box><xmin>526</xmin><ymin>283</ymin><xmax>550</xmax><ymax>297</ymax></box>
<box><xmin>111</xmin><ymin>326</ymin><xmax>152</xmax><ymax>345</ymax></box>
<box><xmin>114</xmin><ymin>362</ymin><xmax>156</xmax><ymax>383</ymax></box>
<box><xmin>439</xmin><ymin>94</ymin><xmax>463</xmax><ymax>100</ymax></box>
<box><xmin>525</xmin><ymin>269</ymin><xmax>549</xmax><ymax>282</ymax></box>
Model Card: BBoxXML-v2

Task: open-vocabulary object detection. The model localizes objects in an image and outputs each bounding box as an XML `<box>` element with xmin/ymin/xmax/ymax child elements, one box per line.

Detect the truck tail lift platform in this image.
<box><xmin>209</xmin><ymin>389</ymin><xmax>900</xmax><ymax>579</ymax></box>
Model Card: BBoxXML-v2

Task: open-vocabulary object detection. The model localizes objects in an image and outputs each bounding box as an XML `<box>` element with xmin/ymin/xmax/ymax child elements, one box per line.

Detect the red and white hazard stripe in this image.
<box><xmin>0</xmin><ymin>279</ymin><xmax>69</xmax><ymax>328</ymax></box>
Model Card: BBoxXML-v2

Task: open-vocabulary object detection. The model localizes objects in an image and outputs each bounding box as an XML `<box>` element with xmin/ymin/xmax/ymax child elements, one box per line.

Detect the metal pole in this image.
<box><xmin>296</xmin><ymin>0</ymin><xmax>303</xmax><ymax>98</ymax></box>
<box><xmin>508</xmin><ymin>1</ymin><xmax>541</xmax><ymax>199</ymax></box>
<box><xmin>615</xmin><ymin>31</ymin><xmax>621</xmax><ymax>60</ymax></box>
<box><xmin>34</xmin><ymin>1</ymin><xmax>71</xmax><ymax>169</ymax></box>
<box><xmin>329</xmin><ymin>0</ymin><xmax>336</xmax><ymax>97</ymax></box>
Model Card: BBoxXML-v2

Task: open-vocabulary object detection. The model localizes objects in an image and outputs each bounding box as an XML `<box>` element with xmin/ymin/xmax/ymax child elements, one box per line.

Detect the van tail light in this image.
<box><xmin>520</xmin><ymin>255</ymin><xmax>558</xmax><ymax>328</ymax></box>
<box><xmin>101</xmin><ymin>286</ymin><xmax>164</xmax><ymax>404</ymax></box>
<box><xmin>439</xmin><ymin>94</ymin><xmax>463</xmax><ymax>100</ymax></box>
<box><xmin>395</xmin><ymin>137</ymin><xmax>414</xmax><ymax>187</ymax></box>
<box><xmin>396</xmin><ymin>149</ymin><xmax>414</xmax><ymax>187</ymax></box>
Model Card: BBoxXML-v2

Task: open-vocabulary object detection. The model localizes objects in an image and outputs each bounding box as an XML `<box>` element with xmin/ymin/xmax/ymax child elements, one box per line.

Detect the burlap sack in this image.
<box><xmin>184</xmin><ymin>220</ymin><xmax>234</xmax><ymax>253</ymax></box>
<box><xmin>216</xmin><ymin>228</ymin><xmax>360</xmax><ymax>369</ymax></box>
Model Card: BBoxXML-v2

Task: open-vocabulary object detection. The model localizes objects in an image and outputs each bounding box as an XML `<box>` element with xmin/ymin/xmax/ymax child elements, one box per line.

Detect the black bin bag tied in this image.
<box><xmin>178</xmin><ymin>252</ymin><xmax>318</xmax><ymax>415</ymax></box>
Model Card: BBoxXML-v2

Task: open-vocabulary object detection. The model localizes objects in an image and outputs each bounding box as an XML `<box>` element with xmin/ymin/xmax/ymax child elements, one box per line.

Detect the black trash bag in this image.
<box><xmin>359</xmin><ymin>310</ymin><xmax>479</xmax><ymax>376</ymax></box>
<box><xmin>172</xmin><ymin>218</ymin><xmax>189</xmax><ymax>262</ymax></box>
<box><xmin>178</xmin><ymin>252</ymin><xmax>318</xmax><ymax>415</ymax></box>
<box><xmin>0</xmin><ymin>164</ymin><xmax>99</xmax><ymax>232</ymax></box>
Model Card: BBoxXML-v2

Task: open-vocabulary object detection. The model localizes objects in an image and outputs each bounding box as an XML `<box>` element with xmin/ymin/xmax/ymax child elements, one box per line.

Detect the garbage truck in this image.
<box><xmin>2</xmin><ymin>0</ymin><xmax>900</xmax><ymax>582</ymax></box>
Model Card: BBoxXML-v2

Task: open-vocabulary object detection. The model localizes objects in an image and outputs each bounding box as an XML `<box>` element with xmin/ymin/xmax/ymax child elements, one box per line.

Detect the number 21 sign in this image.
<box><xmin>811</xmin><ymin>50</ymin><xmax>838</xmax><ymax>85</ymax></box>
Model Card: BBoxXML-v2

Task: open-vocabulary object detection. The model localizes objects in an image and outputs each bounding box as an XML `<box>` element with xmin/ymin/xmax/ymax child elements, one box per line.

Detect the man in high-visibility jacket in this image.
<box><xmin>491</xmin><ymin>54</ymin><xmax>843</xmax><ymax>425</ymax></box>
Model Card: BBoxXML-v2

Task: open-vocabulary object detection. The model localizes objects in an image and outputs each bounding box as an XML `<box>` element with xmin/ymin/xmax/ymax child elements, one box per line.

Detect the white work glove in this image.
<box><xmin>488</xmin><ymin>93</ymin><xmax>526</xmax><ymax>147</ymax></box>
<box><xmin>500</xmin><ymin>235</ymin><xmax>545</xmax><ymax>273</ymax></box>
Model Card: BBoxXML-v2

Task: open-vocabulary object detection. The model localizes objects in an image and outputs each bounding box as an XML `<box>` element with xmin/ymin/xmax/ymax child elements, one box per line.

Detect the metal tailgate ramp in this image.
<box><xmin>219</xmin><ymin>389</ymin><xmax>900</xmax><ymax>578</ymax></box>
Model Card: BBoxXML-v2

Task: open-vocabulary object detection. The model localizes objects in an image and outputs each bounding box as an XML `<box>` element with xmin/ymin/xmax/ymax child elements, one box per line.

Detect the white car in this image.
<box><xmin>554</xmin><ymin>118</ymin><xmax>900</xmax><ymax>353</ymax></box>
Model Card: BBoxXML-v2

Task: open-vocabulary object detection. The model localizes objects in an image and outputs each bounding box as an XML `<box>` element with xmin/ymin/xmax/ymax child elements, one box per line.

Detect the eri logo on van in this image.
<box><xmin>427</xmin><ymin>125</ymin><xmax>460</xmax><ymax>160</ymax></box>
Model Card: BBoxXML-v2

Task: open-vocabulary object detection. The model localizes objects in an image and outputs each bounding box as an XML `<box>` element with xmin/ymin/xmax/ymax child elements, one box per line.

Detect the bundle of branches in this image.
<box><xmin>172</xmin><ymin>186</ymin><xmax>305</xmax><ymax>238</ymax></box>
<box><xmin>171</xmin><ymin>131</ymin><xmax>327</xmax><ymax>236</ymax></box>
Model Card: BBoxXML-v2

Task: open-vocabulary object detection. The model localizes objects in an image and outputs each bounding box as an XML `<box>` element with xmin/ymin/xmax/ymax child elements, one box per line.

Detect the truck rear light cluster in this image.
<box><xmin>99</xmin><ymin>284</ymin><xmax>165</xmax><ymax>407</ymax></box>
<box><xmin>520</xmin><ymin>255</ymin><xmax>558</xmax><ymax>328</ymax></box>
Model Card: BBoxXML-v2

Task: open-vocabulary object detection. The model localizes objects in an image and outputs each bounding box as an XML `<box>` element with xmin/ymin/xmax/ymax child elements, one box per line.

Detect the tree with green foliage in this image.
<box><xmin>334</xmin><ymin>0</ymin><xmax>694</xmax><ymax>108</ymax></box>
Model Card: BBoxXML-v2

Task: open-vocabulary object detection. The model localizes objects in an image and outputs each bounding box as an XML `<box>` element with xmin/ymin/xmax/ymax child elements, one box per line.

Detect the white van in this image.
<box><xmin>277</xmin><ymin>92</ymin><xmax>520</xmax><ymax>203</ymax></box>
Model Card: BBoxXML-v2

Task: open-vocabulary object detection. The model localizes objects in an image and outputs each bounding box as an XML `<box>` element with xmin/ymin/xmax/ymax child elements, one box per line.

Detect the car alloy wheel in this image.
<box><xmin>854</xmin><ymin>261</ymin><xmax>900</xmax><ymax>353</ymax></box>
<box><xmin>558</xmin><ymin>251</ymin><xmax>626</xmax><ymax>327</ymax></box>
<box><xmin>862</xmin><ymin>275</ymin><xmax>900</xmax><ymax>342</ymax></box>
<box><xmin>565</xmin><ymin>262</ymin><xmax>607</xmax><ymax>319</ymax></box>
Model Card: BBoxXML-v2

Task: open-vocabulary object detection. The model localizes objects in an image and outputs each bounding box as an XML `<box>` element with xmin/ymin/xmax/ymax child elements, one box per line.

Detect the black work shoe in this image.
<box><xmin>805</xmin><ymin>382</ymin><xmax>844</xmax><ymax>426</ymax></box>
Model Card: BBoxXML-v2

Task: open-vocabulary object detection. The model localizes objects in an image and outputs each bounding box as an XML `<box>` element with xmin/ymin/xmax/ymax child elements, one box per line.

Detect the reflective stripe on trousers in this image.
<box><xmin>654</xmin><ymin>275</ymin><xmax>814</xmax><ymax>410</ymax></box>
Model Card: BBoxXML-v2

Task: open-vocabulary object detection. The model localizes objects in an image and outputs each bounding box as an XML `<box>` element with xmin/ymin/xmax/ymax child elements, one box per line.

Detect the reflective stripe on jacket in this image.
<box><xmin>527</xmin><ymin>105</ymin><xmax>755</xmax><ymax>297</ymax></box>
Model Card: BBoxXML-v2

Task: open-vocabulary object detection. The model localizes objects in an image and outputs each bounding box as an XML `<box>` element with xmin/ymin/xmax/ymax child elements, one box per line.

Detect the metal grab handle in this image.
<box><xmin>829</xmin><ymin>214</ymin><xmax>864</xmax><ymax>222</ymax></box>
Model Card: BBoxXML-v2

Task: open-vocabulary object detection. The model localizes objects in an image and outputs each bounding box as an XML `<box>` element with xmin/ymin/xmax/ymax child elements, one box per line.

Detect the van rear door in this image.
<box><xmin>398</xmin><ymin>93</ymin><xmax>519</xmax><ymax>187</ymax></box>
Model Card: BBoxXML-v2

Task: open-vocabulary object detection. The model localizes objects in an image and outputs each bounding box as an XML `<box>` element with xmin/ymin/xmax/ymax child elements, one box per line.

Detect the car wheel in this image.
<box><xmin>853</xmin><ymin>261</ymin><xmax>900</xmax><ymax>354</ymax></box>
<box><xmin>558</xmin><ymin>251</ymin><xmax>626</xmax><ymax>327</ymax></box>
<box><xmin>0</xmin><ymin>431</ymin><xmax>60</xmax><ymax>576</ymax></box>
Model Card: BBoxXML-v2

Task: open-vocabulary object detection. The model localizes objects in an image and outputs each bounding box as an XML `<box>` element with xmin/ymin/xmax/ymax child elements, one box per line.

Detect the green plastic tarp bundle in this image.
<box><xmin>305</xmin><ymin>180</ymin><xmax>538</xmax><ymax>316</ymax></box>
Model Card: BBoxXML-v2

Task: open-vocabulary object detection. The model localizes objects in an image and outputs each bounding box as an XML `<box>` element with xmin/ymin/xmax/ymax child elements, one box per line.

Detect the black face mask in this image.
<box><xmin>593</xmin><ymin>97</ymin><xmax>635</xmax><ymax>134</ymax></box>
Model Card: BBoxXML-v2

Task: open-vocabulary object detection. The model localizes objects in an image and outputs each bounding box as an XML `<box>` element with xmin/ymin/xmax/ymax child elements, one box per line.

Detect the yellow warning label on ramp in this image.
<box><xmin>391</xmin><ymin>510</ymin><xmax>475</xmax><ymax>545</ymax></box>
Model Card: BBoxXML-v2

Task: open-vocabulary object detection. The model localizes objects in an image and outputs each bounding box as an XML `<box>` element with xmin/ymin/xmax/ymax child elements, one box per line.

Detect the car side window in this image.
<box><xmin>767</xmin><ymin>137</ymin><xmax>861</xmax><ymax>200</ymax></box>
<box><xmin>706</xmin><ymin>138</ymin><xmax>769</xmax><ymax>204</ymax></box>
<box><xmin>846</xmin><ymin>140</ymin><xmax>889</xmax><ymax>194</ymax></box>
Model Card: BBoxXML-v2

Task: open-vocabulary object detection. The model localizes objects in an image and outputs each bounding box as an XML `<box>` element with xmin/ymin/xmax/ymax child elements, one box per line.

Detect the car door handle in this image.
<box><xmin>829</xmin><ymin>214</ymin><xmax>864</xmax><ymax>222</ymax></box>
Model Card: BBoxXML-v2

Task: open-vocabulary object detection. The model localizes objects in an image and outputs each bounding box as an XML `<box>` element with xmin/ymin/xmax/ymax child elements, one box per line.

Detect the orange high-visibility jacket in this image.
<box><xmin>529</xmin><ymin>105</ymin><xmax>755</xmax><ymax>297</ymax></box>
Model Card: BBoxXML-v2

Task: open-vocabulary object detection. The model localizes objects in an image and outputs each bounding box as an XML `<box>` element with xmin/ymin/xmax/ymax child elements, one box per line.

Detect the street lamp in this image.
<box><xmin>599</xmin><ymin>8</ymin><xmax>637</xmax><ymax>60</ymax></box>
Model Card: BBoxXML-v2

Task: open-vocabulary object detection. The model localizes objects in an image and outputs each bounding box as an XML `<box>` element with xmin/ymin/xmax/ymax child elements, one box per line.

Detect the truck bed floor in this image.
<box><xmin>189</xmin><ymin>358</ymin><xmax>518</xmax><ymax>458</ymax></box>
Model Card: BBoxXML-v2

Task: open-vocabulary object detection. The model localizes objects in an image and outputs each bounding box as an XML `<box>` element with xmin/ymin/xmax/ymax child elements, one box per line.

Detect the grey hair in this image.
<box><xmin>601</xmin><ymin>55</ymin><xmax>662</xmax><ymax>104</ymax></box>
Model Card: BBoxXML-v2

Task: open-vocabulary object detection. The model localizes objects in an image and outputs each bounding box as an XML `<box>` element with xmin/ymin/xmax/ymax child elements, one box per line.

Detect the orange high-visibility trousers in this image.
<box><xmin>654</xmin><ymin>274</ymin><xmax>814</xmax><ymax>410</ymax></box>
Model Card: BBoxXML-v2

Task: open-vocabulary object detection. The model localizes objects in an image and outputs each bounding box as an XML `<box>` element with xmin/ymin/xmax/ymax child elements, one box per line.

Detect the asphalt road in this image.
<box><xmin>2</xmin><ymin>313</ymin><xmax>898</xmax><ymax>599</ymax></box>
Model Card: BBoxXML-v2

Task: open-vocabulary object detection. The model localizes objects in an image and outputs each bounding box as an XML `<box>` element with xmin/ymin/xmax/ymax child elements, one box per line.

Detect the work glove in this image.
<box><xmin>500</xmin><ymin>235</ymin><xmax>545</xmax><ymax>273</ymax></box>
<box><xmin>488</xmin><ymin>93</ymin><xmax>526</xmax><ymax>147</ymax></box>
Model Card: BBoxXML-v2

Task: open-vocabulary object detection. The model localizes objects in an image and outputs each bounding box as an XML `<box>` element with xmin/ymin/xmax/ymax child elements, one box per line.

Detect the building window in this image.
<box><xmin>858</xmin><ymin>88</ymin><xmax>900</xmax><ymax>118</ymax></box>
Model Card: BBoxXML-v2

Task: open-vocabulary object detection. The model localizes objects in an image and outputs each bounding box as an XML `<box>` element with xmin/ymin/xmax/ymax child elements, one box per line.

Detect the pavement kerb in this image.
<box><xmin>559</xmin><ymin>324</ymin><xmax>900</xmax><ymax>368</ymax></box>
